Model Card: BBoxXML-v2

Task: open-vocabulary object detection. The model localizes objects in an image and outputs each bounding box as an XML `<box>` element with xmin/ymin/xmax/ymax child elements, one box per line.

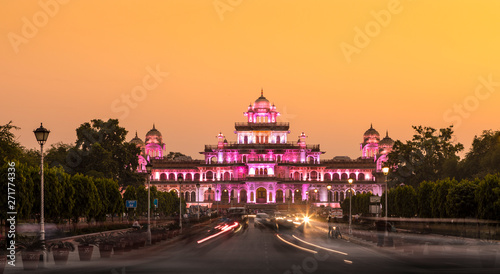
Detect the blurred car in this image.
<box><xmin>254</xmin><ymin>213</ymin><xmax>270</xmax><ymax>227</ymax></box>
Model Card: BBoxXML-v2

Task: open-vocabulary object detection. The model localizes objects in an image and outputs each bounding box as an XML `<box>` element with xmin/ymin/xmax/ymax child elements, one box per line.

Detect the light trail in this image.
<box><xmin>276</xmin><ymin>234</ymin><xmax>317</xmax><ymax>254</ymax></box>
<box><xmin>292</xmin><ymin>235</ymin><xmax>348</xmax><ymax>256</ymax></box>
<box><xmin>197</xmin><ymin>222</ymin><xmax>239</xmax><ymax>244</ymax></box>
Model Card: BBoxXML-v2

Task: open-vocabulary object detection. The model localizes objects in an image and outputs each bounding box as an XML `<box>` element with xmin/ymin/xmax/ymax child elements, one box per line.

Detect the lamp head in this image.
<box><xmin>146</xmin><ymin>162</ymin><xmax>153</xmax><ymax>174</ymax></box>
<box><xmin>33</xmin><ymin>123</ymin><xmax>50</xmax><ymax>145</ymax></box>
<box><xmin>196</xmin><ymin>183</ymin><xmax>200</xmax><ymax>189</ymax></box>
<box><xmin>382</xmin><ymin>166</ymin><xmax>390</xmax><ymax>175</ymax></box>
<box><xmin>327</xmin><ymin>185</ymin><xmax>332</xmax><ymax>190</ymax></box>
<box><xmin>348</xmin><ymin>178</ymin><xmax>353</xmax><ymax>184</ymax></box>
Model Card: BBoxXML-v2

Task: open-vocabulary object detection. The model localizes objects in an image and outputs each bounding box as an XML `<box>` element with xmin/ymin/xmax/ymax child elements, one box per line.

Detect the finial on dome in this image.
<box><xmin>386</xmin><ymin>130</ymin><xmax>389</xmax><ymax>137</ymax></box>
<box><xmin>261</xmin><ymin>88</ymin><xmax>263</xmax><ymax>97</ymax></box>
<box><xmin>370</xmin><ymin>123</ymin><xmax>373</xmax><ymax>129</ymax></box>
<box><xmin>153</xmin><ymin>123</ymin><xmax>156</xmax><ymax>130</ymax></box>
<box><xmin>135</xmin><ymin>131</ymin><xmax>138</xmax><ymax>138</ymax></box>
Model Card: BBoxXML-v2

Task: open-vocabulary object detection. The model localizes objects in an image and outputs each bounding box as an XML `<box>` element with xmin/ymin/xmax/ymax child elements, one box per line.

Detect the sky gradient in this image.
<box><xmin>2</xmin><ymin>0</ymin><xmax>500</xmax><ymax>159</ymax></box>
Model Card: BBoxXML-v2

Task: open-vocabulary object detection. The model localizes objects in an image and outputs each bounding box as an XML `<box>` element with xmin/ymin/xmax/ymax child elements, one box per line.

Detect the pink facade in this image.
<box><xmin>132</xmin><ymin>92</ymin><xmax>394</xmax><ymax>207</ymax></box>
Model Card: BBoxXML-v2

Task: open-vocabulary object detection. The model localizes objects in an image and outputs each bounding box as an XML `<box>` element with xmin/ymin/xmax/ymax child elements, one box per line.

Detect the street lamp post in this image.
<box><xmin>178</xmin><ymin>176</ymin><xmax>183</xmax><ymax>233</ymax></box>
<box><xmin>196</xmin><ymin>183</ymin><xmax>200</xmax><ymax>220</ymax></box>
<box><xmin>146</xmin><ymin>162</ymin><xmax>152</xmax><ymax>245</ymax></box>
<box><xmin>348</xmin><ymin>178</ymin><xmax>353</xmax><ymax>235</ymax></box>
<box><xmin>216</xmin><ymin>189</ymin><xmax>219</xmax><ymax>216</ymax></box>
<box><xmin>34</xmin><ymin>123</ymin><xmax>50</xmax><ymax>265</ymax></box>
<box><xmin>327</xmin><ymin>184</ymin><xmax>332</xmax><ymax>211</ymax></box>
<box><xmin>382</xmin><ymin>166</ymin><xmax>390</xmax><ymax>237</ymax></box>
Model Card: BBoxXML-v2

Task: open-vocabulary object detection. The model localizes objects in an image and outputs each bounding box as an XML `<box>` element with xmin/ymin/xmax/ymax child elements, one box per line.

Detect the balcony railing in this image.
<box><xmin>234</xmin><ymin>122</ymin><xmax>289</xmax><ymax>127</ymax></box>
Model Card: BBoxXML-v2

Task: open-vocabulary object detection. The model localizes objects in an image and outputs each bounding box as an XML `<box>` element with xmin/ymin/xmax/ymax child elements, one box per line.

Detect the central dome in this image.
<box><xmin>254</xmin><ymin>90</ymin><xmax>271</xmax><ymax>109</ymax></box>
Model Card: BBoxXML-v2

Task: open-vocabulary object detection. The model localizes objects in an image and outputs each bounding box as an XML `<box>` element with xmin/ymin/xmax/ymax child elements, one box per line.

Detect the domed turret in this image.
<box><xmin>363</xmin><ymin>123</ymin><xmax>380</xmax><ymax>143</ymax></box>
<box><xmin>130</xmin><ymin>131</ymin><xmax>144</xmax><ymax>146</ymax></box>
<box><xmin>145</xmin><ymin>124</ymin><xmax>162</xmax><ymax>144</ymax></box>
<box><xmin>379</xmin><ymin>130</ymin><xmax>394</xmax><ymax>147</ymax></box>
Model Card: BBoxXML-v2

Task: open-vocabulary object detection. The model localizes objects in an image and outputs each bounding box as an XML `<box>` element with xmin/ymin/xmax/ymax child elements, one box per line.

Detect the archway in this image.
<box><xmin>204</xmin><ymin>189</ymin><xmax>214</xmax><ymax>201</ymax></box>
<box><xmin>240</xmin><ymin>189</ymin><xmax>247</xmax><ymax>203</ymax></box>
<box><xmin>276</xmin><ymin>190</ymin><xmax>283</xmax><ymax>203</ymax></box>
<box><xmin>221</xmin><ymin>189</ymin><xmax>229</xmax><ymax>203</ymax></box>
<box><xmin>294</xmin><ymin>190</ymin><xmax>302</xmax><ymax>203</ymax></box>
<box><xmin>256</xmin><ymin>187</ymin><xmax>267</xmax><ymax>203</ymax></box>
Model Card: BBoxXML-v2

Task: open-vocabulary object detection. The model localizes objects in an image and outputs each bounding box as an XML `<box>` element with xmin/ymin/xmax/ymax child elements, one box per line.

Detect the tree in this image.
<box><xmin>393</xmin><ymin>185</ymin><xmax>417</xmax><ymax>218</ymax></box>
<box><xmin>475</xmin><ymin>174</ymin><xmax>500</xmax><ymax>220</ymax></box>
<box><xmin>0</xmin><ymin>121</ymin><xmax>23</xmax><ymax>165</ymax></box>
<box><xmin>70</xmin><ymin>174</ymin><xmax>99</xmax><ymax>225</ymax></box>
<box><xmin>73</xmin><ymin>119</ymin><xmax>141</xmax><ymax>186</ymax></box>
<box><xmin>387</xmin><ymin>125</ymin><xmax>463</xmax><ymax>187</ymax></box>
<box><xmin>446</xmin><ymin>179</ymin><xmax>477</xmax><ymax>218</ymax></box>
<box><xmin>417</xmin><ymin>181</ymin><xmax>434</xmax><ymax>218</ymax></box>
<box><xmin>460</xmin><ymin>130</ymin><xmax>500</xmax><ymax>179</ymax></box>
<box><xmin>430</xmin><ymin>178</ymin><xmax>455</xmax><ymax>218</ymax></box>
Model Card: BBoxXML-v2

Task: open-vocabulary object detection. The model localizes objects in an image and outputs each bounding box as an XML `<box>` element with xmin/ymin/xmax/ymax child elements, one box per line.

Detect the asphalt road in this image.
<box><xmin>10</xmin><ymin>219</ymin><xmax>499</xmax><ymax>274</ymax></box>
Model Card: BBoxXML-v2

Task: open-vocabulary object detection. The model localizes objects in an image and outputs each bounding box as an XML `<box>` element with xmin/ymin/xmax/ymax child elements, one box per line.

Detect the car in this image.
<box><xmin>254</xmin><ymin>213</ymin><xmax>270</xmax><ymax>227</ymax></box>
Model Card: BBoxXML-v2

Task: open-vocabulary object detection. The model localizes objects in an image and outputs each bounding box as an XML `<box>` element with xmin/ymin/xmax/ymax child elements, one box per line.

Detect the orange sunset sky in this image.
<box><xmin>1</xmin><ymin>0</ymin><xmax>500</xmax><ymax>160</ymax></box>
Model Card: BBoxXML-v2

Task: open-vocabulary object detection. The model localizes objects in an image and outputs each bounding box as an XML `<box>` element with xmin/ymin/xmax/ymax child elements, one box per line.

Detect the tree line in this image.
<box><xmin>0</xmin><ymin>120</ymin><xmax>185</xmax><ymax>230</ymax></box>
<box><xmin>341</xmin><ymin>126</ymin><xmax>500</xmax><ymax>220</ymax></box>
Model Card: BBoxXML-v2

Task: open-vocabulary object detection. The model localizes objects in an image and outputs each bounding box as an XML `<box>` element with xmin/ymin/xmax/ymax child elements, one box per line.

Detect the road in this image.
<box><xmin>12</xmin><ymin>218</ymin><xmax>499</xmax><ymax>274</ymax></box>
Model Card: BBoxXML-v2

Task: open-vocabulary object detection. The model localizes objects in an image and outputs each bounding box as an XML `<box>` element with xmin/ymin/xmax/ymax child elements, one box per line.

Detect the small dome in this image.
<box><xmin>254</xmin><ymin>89</ymin><xmax>271</xmax><ymax>109</ymax></box>
<box><xmin>130</xmin><ymin>131</ymin><xmax>144</xmax><ymax>146</ymax></box>
<box><xmin>363</xmin><ymin>123</ymin><xmax>380</xmax><ymax>137</ymax></box>
<box><xmin>379</xmin><ymin>131</ymin><xmax>395</xmax><ymax>147</ymax></box>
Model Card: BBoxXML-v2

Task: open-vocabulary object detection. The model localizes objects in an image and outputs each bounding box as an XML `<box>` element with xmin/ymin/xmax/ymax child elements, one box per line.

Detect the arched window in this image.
<box><xmin>324</xmin><ymin>173</ymin><xmax>331</xmax><ymax>181</ymax></box>
<box><xmin>358</xmin><ymin>173</ymin><xmax>365</xmax><ymax>181</ymax></box>
<box><xmin>333</xmin><ymin>173</ymin><xmax>340</xmax><ymax>180</ymax></box>
<box><xmin>185</xmin><ymin>173</ymin><xmax>192</xmax><ymax>181</ymax></box>
<box><xmin>160</xmin><ymin>173</ymin><xmax>167</xmax><ymax>180</ymax></box>
<box><xmin>310</xmin><ymin>171</ymin><xmax>318</xmax><ymax>181</ymax></box>
<box><xmin>194</xmin><ymin>173</ymin><xmax>200</xmax><ymax>181</ymax></box>
<box><xmin>349</xmin><ymin>173</ymin><xmax>356</xmax><ymax>180</ymax></box>
<box><xmin>276</xmin><ymin>190</ymin><xmax>283</xmax><ymax>203</ymax></box>
<box><xmin>276</xmin><ymin>135</ymin><xmax>281</xmax><ymax>144</ymax></box>
<box><xmin>206</xmin><ymin>171</ymin><xmax>214</xmax><ymax>180</ymax></box>
<box><xmin>168</xmin><ymin>173</ymin><xmax>175</xmax><ymax>181</ymax></box>
<box><xmin>341</xmin><ymin>173</ymin><xmax>348</xmax><ymax>180</ymax></box>
<box><xmin>191</xmin><ymin>192</ymin><xmax>196</xmax><ymax>202</ymax></box>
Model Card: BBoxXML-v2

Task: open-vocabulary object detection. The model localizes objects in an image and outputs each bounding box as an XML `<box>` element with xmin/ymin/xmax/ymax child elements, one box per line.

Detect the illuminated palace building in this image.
<box><xmin>131</xmin><ymin>92</ymin><xmax>394</xmax><ymax>209</ymax></box>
